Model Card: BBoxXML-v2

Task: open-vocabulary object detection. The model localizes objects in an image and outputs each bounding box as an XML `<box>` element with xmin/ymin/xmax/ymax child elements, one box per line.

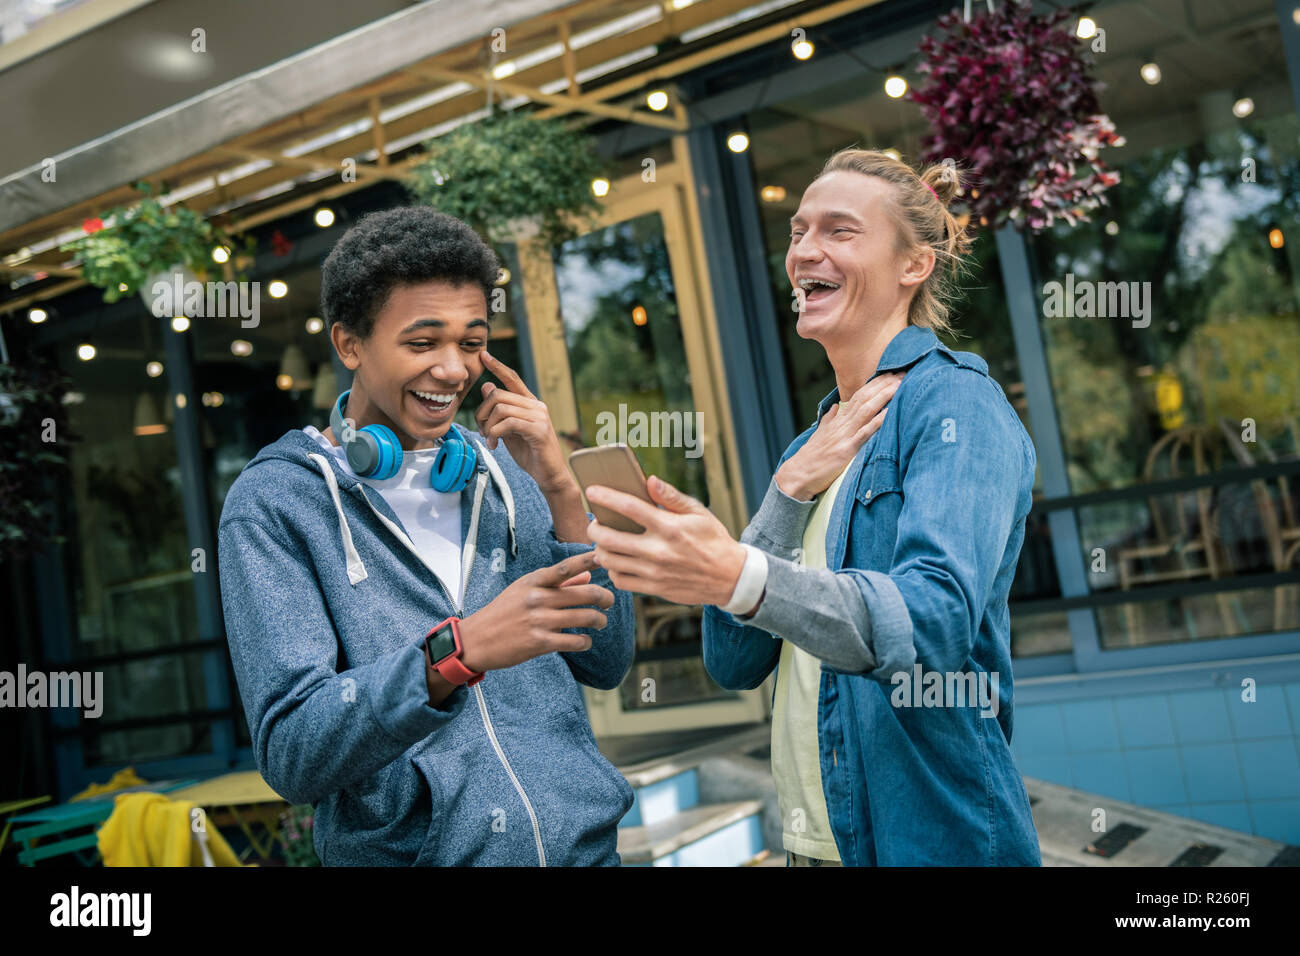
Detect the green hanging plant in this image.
<box><xmin>59</xmin><ymin>181</ymin><xmax>255</xmax><ymax>303</ymax></box>
<box><xmin>406</xmin><ymin>109</ymin><xmax>608</xmax><ymax>248</ymax></box>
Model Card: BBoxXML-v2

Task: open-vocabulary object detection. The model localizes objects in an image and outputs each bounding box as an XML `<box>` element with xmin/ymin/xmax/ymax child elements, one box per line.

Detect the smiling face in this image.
<box><xmin>786</xmin><ymin>170</ymin><xmax>930</xmax><ymax>350</ymax></box>
<box><xmin>332</xmin><ymin>280</ymin><xmax>489</xmax><ymax>450</ymax></box>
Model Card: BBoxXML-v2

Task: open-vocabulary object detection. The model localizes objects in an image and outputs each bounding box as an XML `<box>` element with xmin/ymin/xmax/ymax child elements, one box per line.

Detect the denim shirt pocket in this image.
<box><xmin>851</xmin><ymin>455</ymin><xmax>903</xmax><ymax>570</ymax></box>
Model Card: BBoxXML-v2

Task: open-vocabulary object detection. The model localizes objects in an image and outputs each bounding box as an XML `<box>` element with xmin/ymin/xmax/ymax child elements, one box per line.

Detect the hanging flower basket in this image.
<box><xmin>140</xmin><ymin>263</ymin><xmax>201</xmax><ymax>313</ymax></box>
<box><xmin>911</xmin><ymin>0</ymin><xmax>1124</xmax><ymax>231</ymax></box>
<box><xmin>406</xmin><ymin>109</ymin><xmax>608</xmax><ymax>248</ymax></box>
<box><xmin>59</xmin><ymin>181</ymin><xmax>254</xmax><ymax>303</ymax></box>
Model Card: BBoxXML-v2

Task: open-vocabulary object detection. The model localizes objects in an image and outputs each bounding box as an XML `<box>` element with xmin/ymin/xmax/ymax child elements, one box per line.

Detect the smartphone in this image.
<box><xmin>568</xmin><ymin>444</ymin><xmax>654</xmax><ymax>534</ymax></box>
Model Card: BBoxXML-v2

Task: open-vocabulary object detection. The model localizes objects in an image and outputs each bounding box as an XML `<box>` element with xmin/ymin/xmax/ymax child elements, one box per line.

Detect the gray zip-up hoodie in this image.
<box><xmin>216</xmin><ymin>425</ymin><xmax>636</xmax><ymax>866</ymax></box>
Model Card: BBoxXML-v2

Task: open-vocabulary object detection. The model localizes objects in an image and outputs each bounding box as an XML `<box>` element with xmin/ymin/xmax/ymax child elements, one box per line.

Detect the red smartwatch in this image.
<box><xmin>424</xmin><ymin>616</ymin><xmax>484</xmax><ymax>687</ymax></box>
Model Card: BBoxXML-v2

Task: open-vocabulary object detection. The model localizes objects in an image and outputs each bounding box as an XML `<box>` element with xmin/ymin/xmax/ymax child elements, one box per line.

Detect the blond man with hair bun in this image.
<box><xmin>587</xmin><ymin>147</ymin><xmax>1041</xmax><ymax>866</ymax></box>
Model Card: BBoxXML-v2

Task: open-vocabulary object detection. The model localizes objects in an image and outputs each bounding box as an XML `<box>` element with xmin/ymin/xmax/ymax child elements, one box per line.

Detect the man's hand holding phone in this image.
<box><xmin>583</xmin><ymin>462</ymin><xmax>747</xmax><ymax>608</ymax></box>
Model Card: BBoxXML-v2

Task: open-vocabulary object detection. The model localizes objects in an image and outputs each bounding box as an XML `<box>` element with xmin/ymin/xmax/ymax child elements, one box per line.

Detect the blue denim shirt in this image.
<box><xmin>703</xmin><ymin>324</ymin><xmax>1042</xmax><ymax>866</ymax></box>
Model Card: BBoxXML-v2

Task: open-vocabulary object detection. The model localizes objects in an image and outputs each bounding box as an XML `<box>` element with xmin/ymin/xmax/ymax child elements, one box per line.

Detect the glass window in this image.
<box><xmin>40</xmin><ymin>313</ymin><xmax>213</xmax><ymax>766</ymax></box>
<box><xmin>83</xmin><ymin>652</ymin><xmax>217</xmax><ymax>766</ymax></box>
<box><xmin>1029</xmin><ymin>0</ymin><xmax>1300</xmax><ymax>648</ymax></box>
<box><xmin>553</xmin><ymin>211</ymin><xmax>709</xmax><ymax>503</ymax></box>
<box><xmin>552</xmin><ymin>209</ymin><xmax>733</xmax><ymax>709</ymax></box>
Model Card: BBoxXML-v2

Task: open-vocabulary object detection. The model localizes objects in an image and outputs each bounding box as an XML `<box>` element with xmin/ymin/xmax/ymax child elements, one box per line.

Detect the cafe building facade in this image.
<box><xmin>2</xmin><ymin>0</ymin><xmax>1298</xmax><ymax>847</ymax></box>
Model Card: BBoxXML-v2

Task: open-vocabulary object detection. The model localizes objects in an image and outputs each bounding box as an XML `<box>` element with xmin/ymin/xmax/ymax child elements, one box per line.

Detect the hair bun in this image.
<box><xmin>923</xmin><ymin>161</ymin><xmax>963</xmax><ymax>205</ymax></box>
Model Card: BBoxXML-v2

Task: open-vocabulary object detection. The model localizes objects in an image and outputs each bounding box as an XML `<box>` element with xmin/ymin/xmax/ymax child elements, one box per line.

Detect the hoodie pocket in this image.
<box><xmin>408</xmin><ymin>731</ymin><xmax>542</xmax><ymax>866</ymax></box>
<box><xmin>542</xmin><ymin>707</ymin><xmax>636</xmax><ymax>845</ymax></box>
<box><xmin>410</xmin><ymin>756</ymin><xmax>446</xmax><ymax>867</ymax></box>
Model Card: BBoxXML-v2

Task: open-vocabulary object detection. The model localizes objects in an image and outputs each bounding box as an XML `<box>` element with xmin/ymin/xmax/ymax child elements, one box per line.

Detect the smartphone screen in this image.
<box><xmin>568</xmin><ymin>444</ymin><xmax>654</xmax><ymax>533</ymax></box>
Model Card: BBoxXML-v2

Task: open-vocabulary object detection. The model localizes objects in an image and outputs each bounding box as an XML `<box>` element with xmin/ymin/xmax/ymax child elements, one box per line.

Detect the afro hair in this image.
<box><xmin>320</xmin><ymin>206</ymin><xmax>499</xmax><ymax>341</ymax></box>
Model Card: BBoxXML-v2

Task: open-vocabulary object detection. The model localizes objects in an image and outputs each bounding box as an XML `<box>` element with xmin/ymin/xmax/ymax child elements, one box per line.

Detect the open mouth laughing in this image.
<box><xmin>798</xmin><ymin>276</ymin><xmax>842</xmax><ymax>306</ymax></box>
<box><xmin>408</xmin><ymin>387</ymin><xmax>458</xmax><ymax>419</ymax></box>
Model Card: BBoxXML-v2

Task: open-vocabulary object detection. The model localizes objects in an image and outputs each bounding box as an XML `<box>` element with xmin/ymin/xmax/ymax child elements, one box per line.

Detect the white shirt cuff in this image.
<box><xmin>720</xmin><ymin>543</ymin><xmax>768</xmax><ymax>616</ymax></box>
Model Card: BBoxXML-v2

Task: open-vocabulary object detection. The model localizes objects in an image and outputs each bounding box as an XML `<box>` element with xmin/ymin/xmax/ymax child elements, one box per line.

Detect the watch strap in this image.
<box><xmin>436</xmin><ymin>653</ymin><xmax>483</xmax><ymax>686</ymax></box>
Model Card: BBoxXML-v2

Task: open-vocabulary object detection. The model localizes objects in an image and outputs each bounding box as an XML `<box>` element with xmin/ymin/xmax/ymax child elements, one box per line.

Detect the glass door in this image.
<box><xmin>514</xmin><ymin>154</ymin><xmax>768</xmax><ymax>736</ymax></box>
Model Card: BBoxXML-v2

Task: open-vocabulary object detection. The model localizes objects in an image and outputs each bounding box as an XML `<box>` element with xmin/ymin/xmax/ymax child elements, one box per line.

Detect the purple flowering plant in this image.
<box><xmin>911</xmin><ymin>0</ymin><xmax>1124</xmax><ymax>231</ymax></box>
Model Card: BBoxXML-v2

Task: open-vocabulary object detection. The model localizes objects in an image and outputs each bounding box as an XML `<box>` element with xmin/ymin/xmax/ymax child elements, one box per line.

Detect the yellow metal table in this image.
<box><xmin>166</xmin><ymin>771</ymin><xmax>289</xmax><ymax>863</ymax></box>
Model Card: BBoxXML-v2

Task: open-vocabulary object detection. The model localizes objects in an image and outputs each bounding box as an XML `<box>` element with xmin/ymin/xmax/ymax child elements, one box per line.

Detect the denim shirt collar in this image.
<box><xmin>814</xmin><ymin>324</ymin><xmax>943</xmax><ymax>422</ymax></box>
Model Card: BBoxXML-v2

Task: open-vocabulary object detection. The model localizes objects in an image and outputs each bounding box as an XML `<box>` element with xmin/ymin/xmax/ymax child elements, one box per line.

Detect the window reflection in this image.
<box><xmin>553</xmin><ymin>210</ymin><xmax>731</xmax><ymax>709</ymax></box>
<box><xmin>553</xmin><ymin>212</ymin><xmax>708</xmax><ymax>504</ymax></box>
<box><xmin>189</xmin><ymin>265</ymin><xmax>335</xmax><ymax>522</ymax></box>
<box><xmin>1029</xmin><ymin>0</ymin><xmax>1300</xmax><ymax>648</ymax></box>
<box><xmin>42</xmin><ymin>313</ymin><xmax>208</xmax><ymax>766</ymax></box>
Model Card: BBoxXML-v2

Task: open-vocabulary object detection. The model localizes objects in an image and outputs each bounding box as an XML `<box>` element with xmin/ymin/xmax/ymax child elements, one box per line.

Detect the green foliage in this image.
<box><xmin>59</xmin><ymin>181</ymin><xmax>254</xmax><ymax>303</ymax></box>
<box><xmin>0</xmin><ymin>356</ymin><xmax>74</xmax><ymax>561</ymax></box>
<box><xmin>406</xmin><ymin>110</ymin><xmax>607</xmax><ymax>248</ymax></box>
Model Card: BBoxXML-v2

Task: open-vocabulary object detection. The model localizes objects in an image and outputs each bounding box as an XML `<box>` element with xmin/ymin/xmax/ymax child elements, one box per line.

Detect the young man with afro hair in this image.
<box><xmin>218</xmin><ymin>206</ymin><xmax>637</xmax><ymax>865</ymax></box>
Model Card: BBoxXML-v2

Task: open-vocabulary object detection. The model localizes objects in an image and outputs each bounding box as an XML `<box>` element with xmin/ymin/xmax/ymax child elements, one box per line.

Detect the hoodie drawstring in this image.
<box><xmin>308</xmin><ymin>452</ymin><xmax>369</xmax><ymax>585</ymax></box>
<box><xmin>308</xmin><ymin>435</ymin><xmax>518</xmax><ymax>588</ymax></box>
<box><xmin>468</xmin><ymin>432</ymin><xmax>517</xmax><ymax>558</ymax></box>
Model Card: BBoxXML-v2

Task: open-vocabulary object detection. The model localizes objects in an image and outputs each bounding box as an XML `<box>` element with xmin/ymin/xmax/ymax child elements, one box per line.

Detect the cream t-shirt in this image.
<box><xmin>770</xmin><ymin>463</ymin><xmax>850</xmax><ymax>861</ymax></box>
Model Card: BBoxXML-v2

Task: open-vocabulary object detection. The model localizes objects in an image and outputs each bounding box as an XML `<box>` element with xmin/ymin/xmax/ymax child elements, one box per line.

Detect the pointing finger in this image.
<box><xmin>482</xmin><ymin>351</ymin><xmax>536</xmax><ymax>400</ymax></box>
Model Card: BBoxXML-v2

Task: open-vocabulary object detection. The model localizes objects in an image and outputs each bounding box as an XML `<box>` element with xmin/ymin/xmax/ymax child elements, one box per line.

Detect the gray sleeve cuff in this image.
<box><xmin>739</xmin><ymin>476</ymin><xmax>818</xmax><ymax>559</ymax></box>
<box><xmin>846</xmin><ymin>569</ymin><xmax>916</xmax><ymax>681</ymax></box>
<box><xmin>743</xmin><ymin>554</ymin><xmax>878</xmax><ymax>673</ymax></box>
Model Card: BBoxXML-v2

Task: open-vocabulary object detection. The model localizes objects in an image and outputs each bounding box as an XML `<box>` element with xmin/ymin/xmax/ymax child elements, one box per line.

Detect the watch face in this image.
<box><xmin>426</xmin><ymin>624</ymin><xmax>457</xmax><ymax>665</ymax></box>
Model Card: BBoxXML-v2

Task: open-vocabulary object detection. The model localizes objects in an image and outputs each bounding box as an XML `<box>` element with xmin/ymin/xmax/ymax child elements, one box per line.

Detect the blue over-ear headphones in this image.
<box><xmin>330</xmin><ymin>389</ymin><xmax>477</xmax><ymax>492</ymax></box>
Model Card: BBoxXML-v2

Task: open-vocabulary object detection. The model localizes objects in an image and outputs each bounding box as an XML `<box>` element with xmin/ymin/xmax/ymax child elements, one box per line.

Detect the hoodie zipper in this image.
<box><xmin>355</xmin><ymin>471</ymin><xmax>548</xmax><ymax>867</ymax></box>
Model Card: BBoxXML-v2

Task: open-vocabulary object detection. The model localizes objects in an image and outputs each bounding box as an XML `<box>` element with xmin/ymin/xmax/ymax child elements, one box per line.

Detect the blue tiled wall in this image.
<box><xmin>1012</xmin><ymin>681</ymin><xmax>1300</xmax><ymax>845</ymax></box>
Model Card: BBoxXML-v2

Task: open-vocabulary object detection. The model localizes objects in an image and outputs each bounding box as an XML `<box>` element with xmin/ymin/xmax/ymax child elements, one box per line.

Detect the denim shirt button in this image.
<box><xmin>865</xmin><ymin>489</ymin><xmax>871</xmax><ymax>498</ymax></box>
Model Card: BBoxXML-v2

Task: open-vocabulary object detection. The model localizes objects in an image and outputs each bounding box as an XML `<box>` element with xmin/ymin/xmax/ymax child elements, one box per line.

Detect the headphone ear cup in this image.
<box><xmin>343</xmin><ymin>430</ymin><xmax>377</xmax><ymax>476</ymax></box>
<box><xmin>431</xmin><ymin>432</ymin><xmax>477</xmax><ymax>492</ymax></box>
<box><xmin>360</xmin><ymin>423</ymin><xmax>402</xmax><ymax>479</ymax></box>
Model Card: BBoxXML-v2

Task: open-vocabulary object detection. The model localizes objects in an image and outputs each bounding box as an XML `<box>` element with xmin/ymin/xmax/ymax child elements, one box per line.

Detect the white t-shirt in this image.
<box><xmin>303</xmin><ymin>425</ymin><xmax>463</xmax><ymax>604</ymax></box>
